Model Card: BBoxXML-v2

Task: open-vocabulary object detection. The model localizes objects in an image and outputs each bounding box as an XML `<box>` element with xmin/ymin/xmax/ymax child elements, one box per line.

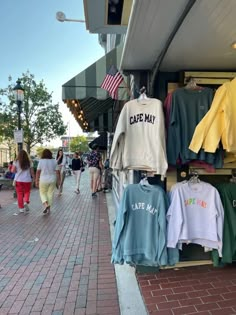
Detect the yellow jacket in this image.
<box><xmin>189</xmin><ymin>78</ymin><xmax>236</xmax><ymax>153</ymax></box>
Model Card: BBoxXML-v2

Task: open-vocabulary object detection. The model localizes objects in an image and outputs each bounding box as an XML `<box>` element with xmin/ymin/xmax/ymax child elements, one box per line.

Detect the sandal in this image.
<box><xmin>43</xmin><ymin>206</ymin><xmax>50</xmax><ymax>214</ymax></box>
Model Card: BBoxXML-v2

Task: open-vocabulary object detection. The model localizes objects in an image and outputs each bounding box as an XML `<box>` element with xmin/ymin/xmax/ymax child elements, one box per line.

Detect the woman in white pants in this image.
<box><xmin>71</xmin><ymin>152</ymin><xmax>83</xmax><ymax>194</ymax></box>
<box><xmin>35</xmin><ymin>149</ymin><xmax>59</xmax><ymax>215</ymax></box>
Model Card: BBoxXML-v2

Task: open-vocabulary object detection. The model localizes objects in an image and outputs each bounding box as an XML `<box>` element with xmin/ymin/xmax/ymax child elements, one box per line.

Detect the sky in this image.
<box><xmin>0</xmin><ymin>0</ymin><xmax>104</xmax><ymax>146</ymax></box>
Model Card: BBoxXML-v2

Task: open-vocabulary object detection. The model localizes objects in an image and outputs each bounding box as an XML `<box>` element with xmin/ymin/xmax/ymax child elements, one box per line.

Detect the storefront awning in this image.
<box><xmin>62</xmin><ymin>44</ymin><xmax>129</xmax><ymax>133</ymax></box>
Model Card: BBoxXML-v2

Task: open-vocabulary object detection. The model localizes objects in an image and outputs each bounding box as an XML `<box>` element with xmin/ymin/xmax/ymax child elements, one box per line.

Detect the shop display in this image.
<box><xmin>111</xmin><ymin>182</ymin><xmax>179</xmax><ymax>266</ymax></box>
<box><xmin>167</xmin><ymin>179</ymin><xmax>224</xmax><ymax>257</ymax></box>
<box><xmin>166</xmin><ymin>86</ymin><xmax>223</xmax><ymax>168</ymax></box>
<box><xmin>213</xmin><ymin>182</ymin><xmax>236</xmax><ymax>264</ymax></box>
<box><xmin>110</xmin><ymin>97</ymin><xmax>168</xmax><ymax>178</ymax></box>
<box><xmin>111</xmin><ymin>76</ymin><xmax>236</xmax><ymax>267</ymax></box>
<box><xmin>189</xmin><ymin>78</ymin><xmax>236</xmax><ymax>153</ymax></box>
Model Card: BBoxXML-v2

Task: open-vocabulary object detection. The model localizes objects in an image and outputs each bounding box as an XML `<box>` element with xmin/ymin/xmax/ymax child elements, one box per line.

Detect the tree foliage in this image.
<box><xmin>0</xmin><ymin>111</ymin><xmax>17</xmax><ymax>159</ymax></box>
<box><xmin>0</xmin><ymin>71</ymin><xmax>67</xmax><ymax>153</ymax></box>
<box><xmin>70</xmin><ymin>135</ymin><xmax>89</xmax><ymax>154</ymax></box>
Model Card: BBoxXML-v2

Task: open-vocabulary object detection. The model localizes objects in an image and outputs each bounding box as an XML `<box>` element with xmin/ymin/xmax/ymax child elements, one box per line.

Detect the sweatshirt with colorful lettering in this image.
<box><xmin>167</xmin><ymin>181</ymin><xmax>224</xmax><ymax>256</ymax></box>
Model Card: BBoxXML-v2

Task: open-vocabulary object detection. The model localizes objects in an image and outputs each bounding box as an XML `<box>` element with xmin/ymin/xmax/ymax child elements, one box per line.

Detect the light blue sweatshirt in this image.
<box><xmin>111</xmin><ymin>183</ymin><xmax>178</xmax><ymax>266</ymax></box>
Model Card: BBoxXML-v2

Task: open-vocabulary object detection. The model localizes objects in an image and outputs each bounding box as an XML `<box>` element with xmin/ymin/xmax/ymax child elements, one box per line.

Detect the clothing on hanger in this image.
<box><xmin>110</xmin><ymin>97</ymin><xmax>168</xmax><ymax>178</ymax></box>
<box><xmin>111</xmin><ymin>183</ymin><xmax>179</xmax><ymax>266</ymax></box>
<box><xmin>167</xmin><ymin>180</ymin><xmax>224</xmax><ymax>257</ymax></box>
<box><xmin>166</xmin><ymin>85</ymin><xmax>223</xmax><ymax>168</ymax></box>
<box><xmin>214</xmin><ymin>182</ymin><xmax>236</xmax><ymax>264</ymax></box>
<box><xmin>189</xmin><ymin>78</ymin><xmax>236</xmax><ymax>154</ymax></box>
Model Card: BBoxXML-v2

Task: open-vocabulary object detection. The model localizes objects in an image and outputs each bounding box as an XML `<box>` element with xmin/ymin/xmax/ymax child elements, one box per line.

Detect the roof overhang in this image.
<box><xmin>62</xmin><ymin>44</ymin><xmax>129</xmax><ymax>132</ymax></box>
<box><xmin>120</xmin><ymin>0</ymin><xmax>236</xmax><ymax>72</ymax></box>
<box><xmin>83</xmin><ymin>0</ymin><xmax>132</xmax><ymax>34</ymax></box>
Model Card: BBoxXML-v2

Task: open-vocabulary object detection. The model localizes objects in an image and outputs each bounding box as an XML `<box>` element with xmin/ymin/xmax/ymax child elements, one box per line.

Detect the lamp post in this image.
<box><xmin>56</xmin><ymin>11</ymin><xmax>85</xmax><ymax>23</ymax></box>
<box><xmin>13</xmin><ymin>79</ymin><xmax>24</xmax><ymax>152</ymax></box>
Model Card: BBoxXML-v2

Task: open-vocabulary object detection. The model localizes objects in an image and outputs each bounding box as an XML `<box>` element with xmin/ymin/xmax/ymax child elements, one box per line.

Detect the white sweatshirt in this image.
<box><xmin>110</xmin><ymin>98</ymin><xmax>168</xmax><ymax>177</ymax></box>
<box><xmin>167</xmin><ymin>181</ymin><xmax>224</xmax><ymax>256</ymax></box>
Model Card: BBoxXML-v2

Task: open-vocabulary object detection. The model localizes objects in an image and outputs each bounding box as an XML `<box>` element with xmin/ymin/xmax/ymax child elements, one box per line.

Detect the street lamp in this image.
<box><xmin>56</xmin><ymin>11</ymin><xmax>85</xmax><ymax>23</ymax></box>
<box><xmin>13</xmin><ymin>79</ymin><xmax>24</xmax><ymax>152</ymax></box>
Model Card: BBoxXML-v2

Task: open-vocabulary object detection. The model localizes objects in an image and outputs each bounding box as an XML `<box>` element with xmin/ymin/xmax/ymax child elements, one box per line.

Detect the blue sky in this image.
<box><xmin>0</xmin><ymin>0</ymin><xmax>104</xmax><ymax>143</ymax></box>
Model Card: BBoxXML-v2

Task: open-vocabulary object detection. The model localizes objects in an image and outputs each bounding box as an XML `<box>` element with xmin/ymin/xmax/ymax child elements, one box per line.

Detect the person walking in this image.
<box><xmin>12</xmin><ymin>150</ymin><xmax>35</xmax><ymax>214</ymax></box>
<box><xmin>56</xmin><ymin>148</ymin><xmax>67</xmax><ymax>195</ymax></box>
<box><xmin>71</xmin><ymin>152</ymin><xmax>84</xmax><ymax>194</ymax></box>
<box><xmin>87</xmin><ymin>143</ymin><xmax>103</xmax><ymax>197</ymax></box>
<box><xmin>35</xmin><ymin>149</ymin><xmax>59</xmax><ymax>215</ymax></box>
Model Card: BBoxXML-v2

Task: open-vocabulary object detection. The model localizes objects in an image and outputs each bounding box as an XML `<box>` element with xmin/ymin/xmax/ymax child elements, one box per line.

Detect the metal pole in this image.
<box><xmin>17</xmin><ymin>100</ymin><xmax>23</xmax><ymax>152</ymax></box>
<box><xmin>68</xmin><ymin>121</ymin><xmax>70</xmax><ymax>154</ymax></box>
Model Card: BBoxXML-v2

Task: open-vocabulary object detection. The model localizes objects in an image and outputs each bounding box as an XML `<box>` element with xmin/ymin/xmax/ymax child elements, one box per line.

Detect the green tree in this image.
<box><xmin>0</xmin><ymin>71</ymin><xmax>67</xmax><ymax>154</ymax></box>
<box><xmin>0</xmin><ymin>111</ymin><xmax>17</xmax><ymax>159</ymax></box>
<box><xmin>70</xmin><ymin>135</ymin><xmax>89</xmax><ymax>154</ymax></box>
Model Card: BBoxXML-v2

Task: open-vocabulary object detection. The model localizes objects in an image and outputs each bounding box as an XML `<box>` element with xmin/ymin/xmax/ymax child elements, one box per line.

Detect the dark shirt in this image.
<box><xmin>71</xmin><ymin>158</ymin><xmax>82</xmax><ymax>171</ymax></box>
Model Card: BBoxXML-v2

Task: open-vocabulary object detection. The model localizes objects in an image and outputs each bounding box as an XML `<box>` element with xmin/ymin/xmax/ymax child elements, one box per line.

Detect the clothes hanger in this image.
<box><xmin>230</xmin><ymin>169</ymin><xmax>236</xmax><ymax>183</ymax></box>
<box><xmin>139</xmin><ymin>171</ymin><xmax>152</xmax><ymax>187</ymax></box>
<box><xmin>185</xmin><ymin>77</ymin><xmax>201</xmax><ymax>90</ymax></box>
<box><xmin>188</xmin><ymin>170</ymin><xmax>200</xmax><ymax>184</ymax></box>
<box><xmin>137</xmin><ymin>86</ymin><xmax>150</xmax><ymax>102</ymax></box>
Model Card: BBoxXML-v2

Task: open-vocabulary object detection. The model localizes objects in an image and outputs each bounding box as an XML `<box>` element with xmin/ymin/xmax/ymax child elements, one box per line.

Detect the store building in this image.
<box><xmin>62</xmin><ymin>0</ymin><xmax>236</xmax><ymax>265</ymax></box>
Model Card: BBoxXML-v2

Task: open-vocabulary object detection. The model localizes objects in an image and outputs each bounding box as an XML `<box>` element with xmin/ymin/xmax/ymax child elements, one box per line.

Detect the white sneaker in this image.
<box><xmin>24</xmin><ymin>203</ymin><xmax>30</xmax><ymax>213</ymax></box>
<box><xmin>19</xmin><ymin>209</ymin><xmax>24</xmax><ymax>213</ymax></box>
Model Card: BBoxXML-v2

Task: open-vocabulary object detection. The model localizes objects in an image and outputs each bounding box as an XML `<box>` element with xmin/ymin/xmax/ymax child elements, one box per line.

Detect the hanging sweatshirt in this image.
<box><xmin>214</xmin><ymin>183</ymin><xmax>236</xmax><ymax>263</ymax></box>
<box><xmin>167</xmin><ymin>181</ymin><xmax>224</xmax><ymax>256</ymax></box>
<box><xmin>110</xmin><ymin>98</ymin><xmax>168</xmax><ymax>177</ymax></box>
<box><xmin>167</xmin><ymin>87</ymin><xmax>222</xmax><ymax>167</ymax></box>
<box><xmin>111</xmin><ymin>184</ymin><xmax>179</xmax><ymax>266</ymax></box>
<box><xmin>189</xmin><ymin>78</ymin><xmax>236</xmax><ymax>153</ymax></box>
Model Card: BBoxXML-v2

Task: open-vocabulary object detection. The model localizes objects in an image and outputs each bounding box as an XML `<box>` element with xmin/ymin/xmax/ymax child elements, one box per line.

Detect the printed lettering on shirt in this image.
<box><xmin>184</xmin><ymin>198</ymin><xmax>207</xmax><ymax>208</ymax></box>
<box><xmin>131</xmin><ymin>202</ymin><xmax>158</xmax><ymax>215</ymax></box>
<box><xmin>130</xmin><ymin>113</ymin><xmax>156</xmax><ymax>125</ymax></box>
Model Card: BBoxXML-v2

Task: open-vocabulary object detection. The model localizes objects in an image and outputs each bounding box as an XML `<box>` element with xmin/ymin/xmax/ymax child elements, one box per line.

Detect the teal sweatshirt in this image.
<box><xmin>111</xmin><ymin>184</ymin><xmax>178</xmax><ymax>266</ymax></box>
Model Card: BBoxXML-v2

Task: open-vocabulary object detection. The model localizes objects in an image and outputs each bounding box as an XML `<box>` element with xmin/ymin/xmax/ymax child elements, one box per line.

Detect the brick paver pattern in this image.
<box><xmin>137</xmin><ymin>264</ymin><xmax>236</xmax><ymax>314</ymax></box>
<box><xmin>0</xmin><ymin>172</ymin><xmax>120</xmax><ymax>315</ymax></box>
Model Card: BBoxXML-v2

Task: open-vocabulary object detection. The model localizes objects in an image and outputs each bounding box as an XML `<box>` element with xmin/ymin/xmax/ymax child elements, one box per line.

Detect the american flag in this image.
<box><xmin>101</xmin><ymin>65</ymin><xmax>124</xmax><ymax>99</ymax></box>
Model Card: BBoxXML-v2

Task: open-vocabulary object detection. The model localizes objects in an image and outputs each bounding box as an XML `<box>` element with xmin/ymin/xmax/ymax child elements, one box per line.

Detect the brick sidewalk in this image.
<box><xmin>4</xmin><ymin>172</ymin><xmax>236</xmax><ymax>315</ymax></box>
<box><xmin>0</xmin><ymin>172</ymin><xmax>120</xmax><ymax>315</ymax></box>
<box><xmin>137</xmin><ymin>264</ymin><xmax>236</xmax><ymax>314</ymax></box>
